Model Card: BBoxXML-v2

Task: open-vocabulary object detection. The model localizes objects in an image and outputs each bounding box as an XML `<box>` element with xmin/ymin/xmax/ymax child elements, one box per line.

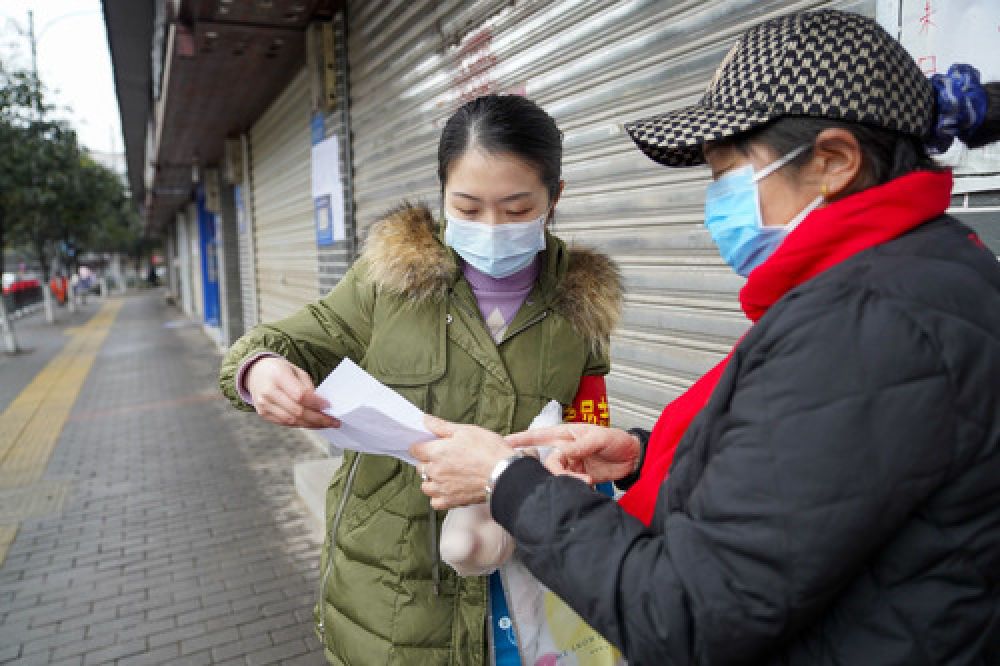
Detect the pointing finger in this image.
<box><xmin>506</xmin><ymin>426</ymin><xmax>571</xmax><ymax>449</ymax></box>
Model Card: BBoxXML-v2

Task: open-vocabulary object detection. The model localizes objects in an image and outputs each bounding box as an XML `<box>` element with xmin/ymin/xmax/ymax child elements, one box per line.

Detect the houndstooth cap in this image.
<box><xmin>625</xmin><ymin>10</ymin><xmax>935</xmax><ymax>167</ymax></box>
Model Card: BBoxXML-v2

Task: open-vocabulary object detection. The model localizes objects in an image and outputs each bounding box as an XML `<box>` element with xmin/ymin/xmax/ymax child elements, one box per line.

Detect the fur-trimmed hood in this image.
<box><xmin>361</xmin><ymin>203</ymin><xmax>623</xmax><ymax>348</ymax></box>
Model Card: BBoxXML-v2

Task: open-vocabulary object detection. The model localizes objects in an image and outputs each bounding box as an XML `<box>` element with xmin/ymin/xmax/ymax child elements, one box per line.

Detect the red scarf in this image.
<box><xmin>618</xmin><ymin>170</ymin><xmax>953</xmax><ymax>525</ymax></box>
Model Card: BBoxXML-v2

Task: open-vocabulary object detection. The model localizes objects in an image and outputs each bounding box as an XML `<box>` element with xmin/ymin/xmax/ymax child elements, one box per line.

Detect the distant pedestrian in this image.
<box><xmin>49</xmin><ymin>274</ymin><xmax>68</xmax><ymax>305</ymax></box>
<box><xmin>77</xmin><ymin>266</ymin><xmax>94</xmax><ymax>305</ymax></box>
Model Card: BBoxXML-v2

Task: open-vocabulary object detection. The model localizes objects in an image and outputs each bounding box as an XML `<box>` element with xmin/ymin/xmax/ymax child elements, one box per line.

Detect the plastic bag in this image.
<box><xmin>502</xmin><ymin>399</ymin><xmax>626</xmax><ymax>665</ymax></box>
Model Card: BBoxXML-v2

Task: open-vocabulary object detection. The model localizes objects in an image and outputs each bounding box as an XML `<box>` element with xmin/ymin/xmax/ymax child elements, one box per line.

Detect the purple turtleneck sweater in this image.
<box><xmin>462</xmin><ymin>257</ymin><xmax>541</xmax><ymax>343</ymax></box>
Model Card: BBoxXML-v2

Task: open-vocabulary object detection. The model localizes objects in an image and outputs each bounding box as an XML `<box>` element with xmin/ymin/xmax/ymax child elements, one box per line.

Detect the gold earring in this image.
<box><xmin>820</xmin><ymin>183</ymin><xmax>830</xmax><ymax>198</ymax></box>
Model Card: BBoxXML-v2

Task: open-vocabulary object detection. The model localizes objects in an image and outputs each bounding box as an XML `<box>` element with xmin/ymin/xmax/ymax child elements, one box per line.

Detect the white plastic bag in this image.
<box><xmin>439</xmin><ymin>401</ymin><xmax>562</xmax><ymax>576</ymax></box>
<box><xmin>502</xmin><ymin>400</ymin><xmax>626</xmax><ymax>665</ymax></box>
<box><xmin>440</xmin><ymin>400</ymin><xmax>626</xmax><ymax>665</ymax></box>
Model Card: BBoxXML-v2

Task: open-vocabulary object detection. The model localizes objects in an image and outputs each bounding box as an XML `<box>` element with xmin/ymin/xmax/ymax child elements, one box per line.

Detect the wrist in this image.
<box><xmin>236</xmin><ymin>352</ymin><xmax>280</xmax><ymax>404</ymax></box>
<box><xmin>486</xmin><ymin>451</ymin><xmax>526</xmax><ymax>500</ymax></box>
<box><xmin>614</xmin><ymin>428</ymin><xmax>649</xmax><ymax>491</ymax></box>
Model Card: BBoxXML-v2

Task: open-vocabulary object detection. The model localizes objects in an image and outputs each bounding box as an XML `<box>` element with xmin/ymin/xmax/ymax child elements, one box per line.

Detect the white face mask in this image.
<box><xmin>444</xmin><ymin>213</ymin><xmax>547</xmax><ymax>278</ymax></box>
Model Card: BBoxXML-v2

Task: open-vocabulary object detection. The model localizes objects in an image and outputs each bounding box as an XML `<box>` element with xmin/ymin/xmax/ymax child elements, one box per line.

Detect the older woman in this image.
<box><xmin>412</xmin><ymin>9</ymin><xmax>1000</xmax><ymax>666</ymax></box>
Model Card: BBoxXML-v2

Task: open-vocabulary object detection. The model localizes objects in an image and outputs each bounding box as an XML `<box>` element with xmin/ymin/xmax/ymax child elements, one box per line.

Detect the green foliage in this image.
<box><xmin>0</xmin><ymin>59</ymin><xmax>140</xmax><ymax>280</ymax></box>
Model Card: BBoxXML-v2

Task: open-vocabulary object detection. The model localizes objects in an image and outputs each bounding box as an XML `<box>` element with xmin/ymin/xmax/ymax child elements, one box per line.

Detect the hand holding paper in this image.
<box><xmin>314</xmin><ymin>358</ymin><xmax>434</xmax><ymax>466</ymax></box>
<box><xmin>244</xmin><ymin>356</ymin><xmax>338</xmax><ymax>429</ymax></box>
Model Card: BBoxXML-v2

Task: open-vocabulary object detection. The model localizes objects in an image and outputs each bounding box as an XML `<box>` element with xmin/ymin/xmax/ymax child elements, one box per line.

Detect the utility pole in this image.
<box><xmin>28</xmin><ymin>10</ymin><xmax>58</xmax><ymax>323</ymax></box>
<box><xmin>0</xmin><ymin>296</ymin><xmax>19</xmax><ymax>354</ymax></box>
<box><xmin>29</xmin><ymin>10</ymin><xmax>37</xmax><ymax>102</ymax></box>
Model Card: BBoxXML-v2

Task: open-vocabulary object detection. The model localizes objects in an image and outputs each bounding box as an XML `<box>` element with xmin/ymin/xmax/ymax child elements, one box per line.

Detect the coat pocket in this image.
<box><xmin>342</xmin><ymin>454</ymin><xmax>408</xmax><ymax>532</ymax></box>
<box><xmin>363</xmin><ymin>298</ymin><xmax>447</xmax><ymax>386</ymax></box>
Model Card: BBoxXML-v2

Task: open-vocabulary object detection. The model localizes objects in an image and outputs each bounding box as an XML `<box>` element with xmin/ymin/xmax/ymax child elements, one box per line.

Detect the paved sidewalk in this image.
<box><xmin>0</xmin><ymin>291</ymin><xmax>329</xmax><ymax>665</ymax></box>
<box><xmin>0</xmin><ymin>301</ymin><xmax>99</xmax><ymax>414</ymax></box>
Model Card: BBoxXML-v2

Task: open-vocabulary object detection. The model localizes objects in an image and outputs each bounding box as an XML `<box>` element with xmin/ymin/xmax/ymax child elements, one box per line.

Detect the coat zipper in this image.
<box><xmin>316</xmin><ymin>453</ymin><xmax>363</xmax><ymax>642</ymax></box>
<box><xmin>501</xmin><ymin>309</ymin><xmax>549</xmax><ymax>343</ymax></box>
<box><xmin>449</xmin><ymin>290</ymin><xmax>547</xmax><ymax>665</ymax></box>
<box><xmin>450</xmin><ymin>289</ymin><xmax>550</xmax><ymax>347</ymax></box>
<box><xmin>429</xmin><ymin>505</ymin><xmax>441</xmax><ymax>596</ymax></box>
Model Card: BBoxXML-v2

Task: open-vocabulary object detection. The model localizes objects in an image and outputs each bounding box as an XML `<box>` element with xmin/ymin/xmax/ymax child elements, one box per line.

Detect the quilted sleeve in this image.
<box><xmin>491</xmin><ymin>287</ymin><xmax>957</xmax><ymax>665</ymax></box>
<box><xmin>219</xmin><ymin>260</ymin><xmax>376</xmax><ymax>410</ymax></box>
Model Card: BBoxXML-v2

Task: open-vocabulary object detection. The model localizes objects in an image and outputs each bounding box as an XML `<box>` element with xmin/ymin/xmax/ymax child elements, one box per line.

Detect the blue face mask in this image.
<box><xmin>444</xmin><ymin>213</ymin><xmax>547</xmax><ymax>278</ymax></box>
<box><xmin>704</xmin><ymin>145</ymin><xmax>823</xmax><ymax>277</ymax></box>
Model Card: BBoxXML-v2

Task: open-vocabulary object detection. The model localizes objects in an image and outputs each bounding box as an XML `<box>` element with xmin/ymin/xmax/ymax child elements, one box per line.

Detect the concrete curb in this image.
<box><xmin>293</xmin><ymin>457</ymin><xmax>342</xmax><ymax>539</ymax></box>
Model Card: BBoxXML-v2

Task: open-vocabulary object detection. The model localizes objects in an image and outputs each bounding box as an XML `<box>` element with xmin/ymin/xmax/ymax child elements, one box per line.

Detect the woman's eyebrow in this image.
<box><xmin>451</xmin><ymin>192</ymin><xmax>533</xmax><ymax>203</ymax></box>
<box><xmin>498</xmin><ymin>192</ymin><xmax>532</xmax><ymax>203</ymax></box>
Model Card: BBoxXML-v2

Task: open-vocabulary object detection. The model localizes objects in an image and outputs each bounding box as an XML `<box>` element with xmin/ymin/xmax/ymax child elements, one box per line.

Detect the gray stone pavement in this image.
<box><xmin>0</xmin><ymin>291</ymin><xmax>329</xmax><ymax>665</ymax></box>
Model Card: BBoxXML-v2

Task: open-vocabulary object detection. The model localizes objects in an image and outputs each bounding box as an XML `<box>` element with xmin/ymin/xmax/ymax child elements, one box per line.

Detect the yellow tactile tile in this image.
<box><xmin>0</xmin><ymin>299</ymin><xmax>123</xmax><ymax>566</ymax></box>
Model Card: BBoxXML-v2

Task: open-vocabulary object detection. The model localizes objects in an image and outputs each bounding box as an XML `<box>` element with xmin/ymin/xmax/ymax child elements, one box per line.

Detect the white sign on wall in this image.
<box><xmin>311</xmin><ymin>134</ymin><xmax>346</xmax><ymax>244</ymax></box>
<box><xmin>893</xmin><ymin>0</ymin><xmax>1000</xmax><ymax>193</ymax></box>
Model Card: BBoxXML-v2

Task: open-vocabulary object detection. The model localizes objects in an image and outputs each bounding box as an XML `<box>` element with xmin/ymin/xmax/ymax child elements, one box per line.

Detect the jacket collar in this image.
<box><xmin>362</xmin><ymin>203</ymin><xmax>623</xmax><ymax>352</ymax></box>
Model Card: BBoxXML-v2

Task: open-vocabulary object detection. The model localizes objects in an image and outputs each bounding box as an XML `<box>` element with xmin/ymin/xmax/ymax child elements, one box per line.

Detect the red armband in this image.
<box><xmin>563</xmin><ymin>375</ymin><xmax>610</xmax><ymax>426</ymax></box>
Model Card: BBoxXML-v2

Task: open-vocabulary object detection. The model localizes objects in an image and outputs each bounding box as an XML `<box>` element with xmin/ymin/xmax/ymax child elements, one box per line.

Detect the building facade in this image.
<box><xmin>106</xmin><ymin>0</ymin><xmax>999</xmax><ymax>430</ymax></box>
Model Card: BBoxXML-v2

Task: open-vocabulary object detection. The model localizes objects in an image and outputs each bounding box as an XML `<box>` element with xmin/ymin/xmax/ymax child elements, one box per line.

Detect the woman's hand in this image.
<box><xmin>506</xmin><ymin>424</ymin><xmax>640</xmax><ymax>485</ymax></box>
<box><xmin>411</xmin><ymin>416</ymin><xmax>516</xmax><ymax>510</ymax></box>
<box><xmin>244</xmin><ymin>356</ymin><xmax>340</xmax><ymax>429</ymax></box>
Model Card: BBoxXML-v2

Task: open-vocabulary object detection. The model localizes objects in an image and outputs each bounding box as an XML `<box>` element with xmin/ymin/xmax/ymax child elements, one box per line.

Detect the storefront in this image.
<box><xmin>344</xmin><ymin>0</ymin><xmax>874</xmax><ymax>429</ymax></box>
<box><xmin>248</xmin><ymin>69</ymin><xmax>320</xmax><ymax>324</ymax></box>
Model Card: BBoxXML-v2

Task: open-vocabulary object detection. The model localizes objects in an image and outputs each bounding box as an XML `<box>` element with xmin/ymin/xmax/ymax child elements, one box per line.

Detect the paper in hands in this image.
<box><xmin>314</xmin><ymin>358</ymin><xmax>433</xmax><ymax>466</ymax></box>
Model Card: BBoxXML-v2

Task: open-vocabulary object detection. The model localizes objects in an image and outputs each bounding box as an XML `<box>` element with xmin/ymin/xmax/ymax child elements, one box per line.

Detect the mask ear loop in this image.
<box><xmin>751</xmin><ymin>144</ymin><xmax>811</xmax><ymax>183</ymax></box>
<box><xmin>786</xmin><ymin>195</ymin><xmax>826</xmax><ymax>232</ymax></box>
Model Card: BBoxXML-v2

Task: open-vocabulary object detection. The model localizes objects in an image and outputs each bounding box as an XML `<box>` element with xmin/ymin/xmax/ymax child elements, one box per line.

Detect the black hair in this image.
<box><xmin>437</xmin><ymin>94</ymin><xmax>563</xmax><ymax>202</ymax></box>
<box><xmin>725</xmin><ymin>82</ymin><xmax>1000</xmax><ymax>191</ymax></box>
<box><xmin>964</xmin><ymin>82</ymin><xmax>1000</xmax><ymax>149</ymax></box>
<box><xmin>728</xmin><ymin>117</ymin><xmax>939</xmax><ymax>191</ymax></box>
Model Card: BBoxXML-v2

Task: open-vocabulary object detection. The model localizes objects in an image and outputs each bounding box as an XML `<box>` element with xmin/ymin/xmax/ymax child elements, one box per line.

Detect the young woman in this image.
<box><xmin>219</xmin><ymin>94</ymin><xmax>622</xmax><ymax>665</ymax></box>
<box><xmin>413</xmin><ymin>10</ymin><xmax>1000</xmax><ymax>666</ymax></box>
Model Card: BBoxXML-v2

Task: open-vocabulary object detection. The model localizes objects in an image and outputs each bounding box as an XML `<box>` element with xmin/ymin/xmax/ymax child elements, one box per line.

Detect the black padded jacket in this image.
<box><xmin>492</xmin><ymin>216</ymin><xmax>1000</xmax><ymax>665</ymax></box>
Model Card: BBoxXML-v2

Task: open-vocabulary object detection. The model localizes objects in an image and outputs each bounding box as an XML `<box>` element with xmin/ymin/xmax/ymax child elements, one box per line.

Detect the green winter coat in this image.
<box><xmin>219</xmin><ymin>204</ymin><xmax>623</xmax><ymax>666</ymax></box>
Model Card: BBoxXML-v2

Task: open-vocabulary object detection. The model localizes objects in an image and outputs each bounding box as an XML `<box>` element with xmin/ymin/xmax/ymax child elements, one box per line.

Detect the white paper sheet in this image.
<box><xmin>314</xmin><ymin>358</ymin><xmax>433</xmax><ymax>466</ymax></box>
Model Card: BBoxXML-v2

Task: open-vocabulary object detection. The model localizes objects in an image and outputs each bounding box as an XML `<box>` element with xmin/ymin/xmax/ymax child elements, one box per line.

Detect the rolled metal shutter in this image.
<box><xmin>346</xmin><ymin>0</ymin><xmax>874</xmax><ymax>429</ymax></box>
<box><xmin>250</xmin><ymin>68</ymin><xmax>318</xmax><ymax>324</ymax></box>
<box><xmin>238</xmin><ymin>135</ymin><xmax>260</xmax><ymax>332</ymax></box>
<box><xmin>316</xmin><ymin>12</ymin><xmax>357</xmax><ymax>295</ymax></box>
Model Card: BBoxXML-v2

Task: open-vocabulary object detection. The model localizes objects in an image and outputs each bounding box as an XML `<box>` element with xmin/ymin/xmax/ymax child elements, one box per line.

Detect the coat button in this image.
<box><xmin>446</xmin><ymin>314</ymin><xmax>453</xmax><ymax>324</ymax></box>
